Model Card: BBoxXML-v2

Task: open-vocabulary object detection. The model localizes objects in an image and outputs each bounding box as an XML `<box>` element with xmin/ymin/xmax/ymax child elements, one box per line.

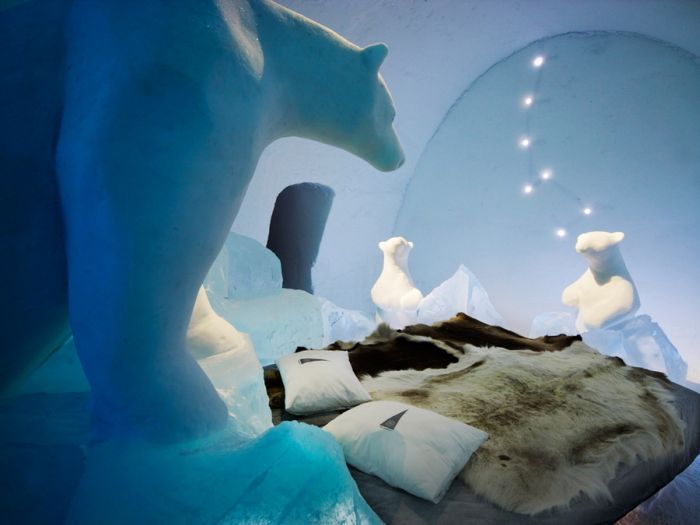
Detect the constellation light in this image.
<box><xmin>540</xmin><ymin>169</ymin><xmax>552</xmax><ymax>180</ymax></box>
<box><xmin>583</xmin><ymin>207</ymin><xmax>593</xmax><ymax>216</ymax></box>
<box><xmin>523</xmin><ymin>95</ymin><xmax>534</xmax><ymax>107</ymax></box>
<box><xmin>532</xmin><ymin>55</ymin><xmax>545</xmax><ymax>68</ymax></box>
<box><xmin>523</xmin><ymin>184</ymin><xmax>534</xmax><ymax>195</ymax></box>
<box><xmin>556</xmin><ymin>228</ymin><xmax>567</xmax><ymax>238</ymax></box>
<box><xmin>519</xmin><ymin>137</ymin><xmax>531</xmax><ymax>149</ymax></box>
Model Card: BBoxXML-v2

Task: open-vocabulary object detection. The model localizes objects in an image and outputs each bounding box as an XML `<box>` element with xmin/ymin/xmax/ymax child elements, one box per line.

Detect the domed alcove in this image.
<box><xmin>395</xmin><ymin>31</ymin><xmax>700</xmax><ymax>365</ymax></box>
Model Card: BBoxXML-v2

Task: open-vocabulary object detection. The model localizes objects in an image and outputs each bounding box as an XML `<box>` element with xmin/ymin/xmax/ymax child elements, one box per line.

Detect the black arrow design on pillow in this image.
<box><xmin>379</xmin><ymin>409</ymin><xmax>409</xmax><ymax>431</ymax></box>
<box><xmin>298</xmin><ymin>358</ymin><xmax>329</xmax><ymax>365</ymax></box>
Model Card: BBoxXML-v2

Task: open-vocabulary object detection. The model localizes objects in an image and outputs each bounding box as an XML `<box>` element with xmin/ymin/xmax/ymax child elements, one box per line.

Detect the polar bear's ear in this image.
<box><xmin>408</xmin><ymin>241</ymin><xmax>414</xmax><ymax>249</ymax></box>
<box><xmin>362</xmin><ymin>43</ymin><xmax>388</xmax><ymax>71</ymax></box>
<box><xmin>612</xmin><ymin>232</ymin><xmax>625</xmax><ymax>244</ymax></box>
<box><xmin>378</xmin><ymin>240</ymin><xmax>387</xmax><ymax>251</ymax></box>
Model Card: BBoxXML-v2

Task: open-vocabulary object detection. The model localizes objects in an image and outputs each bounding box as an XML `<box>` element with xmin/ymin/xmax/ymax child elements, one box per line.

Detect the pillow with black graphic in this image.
<box><xmin>276</xmin><ymin>350</ymin><xmax>371</xmax><ymax>415</ymax></box>
<box><xmin>324</xmin><ymin>400</ymin><xmax>488</xmax><ymax>503</ymax></box>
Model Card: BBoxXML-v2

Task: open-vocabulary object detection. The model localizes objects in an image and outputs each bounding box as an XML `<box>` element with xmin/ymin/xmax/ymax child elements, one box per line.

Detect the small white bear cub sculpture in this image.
<box><xmin>371</xmin><ymin>237</ymin><xmax>424</xmax><ymax>328</ymax></box>
<box><xmin>562</xmin><ymin>231</ymin><xmax>640</xmax><ymax>332</ymax></box>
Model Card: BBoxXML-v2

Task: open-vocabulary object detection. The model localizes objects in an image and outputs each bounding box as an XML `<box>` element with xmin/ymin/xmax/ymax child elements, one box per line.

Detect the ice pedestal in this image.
<box><xmin>67</xmin><ymin>421</ymin><xmax>380</xmax><ymax>525</ymax></box>
<box><xmin>532</xmin><ymin>312</ymin><xmax>689</xmax><ymax>385</ymax></box>
<box><xmin>318</xmin><ymin>298</ymin><xmax>376</xmax><ymax>346</ymax></box>
<box><xmin>583</xmin><ymin>315</ymin><xmax>688</xmax><ymax>385</ymax></box>
<box><xmin>417</xmin><ymin>264</ymin><xmax>504</xmax><ymax>327</ymax></box>
<box><xmin>529</xmin><ymin>311</ymin><xmax>578</xmax><ymax>338</ymax></box>
<box><xmin>199</xmin><ymin>349</ymin><xmax>272</xmax><ymax>438</ymax></box>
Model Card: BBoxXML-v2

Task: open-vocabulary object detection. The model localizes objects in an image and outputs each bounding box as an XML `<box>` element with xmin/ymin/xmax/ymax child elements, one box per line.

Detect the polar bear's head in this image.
<box><xmin>259</xmin><ymin>0</ymin><xmax>405</xmax><ymax>172</ymax></box>
<box><xmin>341</xmin><ymin>43</ymin><xmax>405</xmax><ymax>172</ymax></box>
<box><xmin>575</xmin><ymin>231</ymin><xmax>625</xmax><ymax>255</ymax></box>
<box><xmin>378</xmin><ymin>236</ymin><xmax>414</xmax><ymax>263</ymax></box>
<box><xmin>290</xmin><ymin>41</ymin><xmax>405</xmax><ymax>172</ymax></box>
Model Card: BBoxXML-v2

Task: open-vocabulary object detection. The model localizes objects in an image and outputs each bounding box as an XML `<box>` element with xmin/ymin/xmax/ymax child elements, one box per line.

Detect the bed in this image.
<box><xmin>266</xmin><ymin>313</ymin><xmax>700</xmax><ymax>525</ymax></box>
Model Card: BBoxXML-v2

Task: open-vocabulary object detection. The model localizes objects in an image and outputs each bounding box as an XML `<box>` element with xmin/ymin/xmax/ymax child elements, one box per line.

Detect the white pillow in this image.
<box><xmin>276</xmin><ymin>350</ymin><xmax>371</xmax><ymax>415</ymax></box>
<box><xmin>324</xmin><ymin>400</ymin><xmax>488</xmax><ymax>503</ymax></box>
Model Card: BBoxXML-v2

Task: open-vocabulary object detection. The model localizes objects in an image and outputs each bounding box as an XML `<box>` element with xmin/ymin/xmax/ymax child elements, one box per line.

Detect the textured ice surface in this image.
<box><xmin>583</xmin><ymin>315</ymin><xmax>688</xmax><ymax>385</ymax></box>
<box><xmin>531</xmin><ymin>312</ymin><xmax>690</xmax><ymax>386</ymax></box>
<box><xmin>529</xmin><ymin>311</ymin><xmax>578</xmax><ymax>338</ymax></box>
<box><xmin>198</xmin><ymin>349</ymin><xmax>272</xmax><ymax>439</ymax></box>
<box><xmin>562</xmin><ymin>232</ymin><xmax>640</xmax><ymax>332</ymax></box>
<box><xmin>418</xmin><ymin>265</ymin><xmax>504</xmax><ymax>327</ymax></box>
<box><xmin>67</xmin><ymin>421</ymin><xmax>380</xmax><ymax>525</ymax></box>
<box><xmin>188</xmin><ymin>288</ymin><xmax>271</xmax><ymax>436</ymax></box>
<box><xmin>319</xmin><ymin>297</ymin><xmax>376</xmax><ymax>346</ymax></box>
<box><xmin>208</xmin><ymin>289</ymin><xmax>324</xmax><ymax>365</ymax></box>
<box><xmin>205</xmin><ymin>232</ymin><xmax>283</xmax><ymax>301</ymax></box>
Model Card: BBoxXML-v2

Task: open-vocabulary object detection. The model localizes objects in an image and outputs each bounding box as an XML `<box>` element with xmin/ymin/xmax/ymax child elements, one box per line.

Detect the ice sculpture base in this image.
<box><xmin>68</xmin><ymin>421</ymin><xmax>380</xmax><ymax>525</ymax></box>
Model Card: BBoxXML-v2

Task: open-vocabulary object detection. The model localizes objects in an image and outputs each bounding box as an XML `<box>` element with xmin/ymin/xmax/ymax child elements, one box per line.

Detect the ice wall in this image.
<box><xmin>238</xmin><ymin>0</ymin><xmax>700</xmax><ymax>315</ymax></box>
<box><xmin>394</xmin><ymin>32</ymin><xmax>700</xmax><ymax>374</ymax></box>
<box><xmin>235</xmin><ymin>0</ymin><xmax>700</xmax><ymax>372</ymax></box>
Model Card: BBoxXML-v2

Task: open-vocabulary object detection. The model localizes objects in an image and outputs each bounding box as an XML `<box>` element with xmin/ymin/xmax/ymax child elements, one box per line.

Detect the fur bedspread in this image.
<box><xmin>265</xmin><ymin>314</ymin><xmax>685</xmax><ymax>515</ymax></box>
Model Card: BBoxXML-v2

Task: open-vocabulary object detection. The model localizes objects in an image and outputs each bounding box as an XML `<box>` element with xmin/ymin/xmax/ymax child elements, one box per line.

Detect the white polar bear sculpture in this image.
<box><xmin>1</xmin><ymin>0</ymin><xmax>404</xmax><ymax>441</ymax></box>
<box><xmin>371</xmin><ymin>237</ymin><xmax>424</xmax><ymax>328</ymax></box>
<box><xmin>562</xmin><ymin>231</ymin><xmax>640</xmax><ymax>332</ymax></box>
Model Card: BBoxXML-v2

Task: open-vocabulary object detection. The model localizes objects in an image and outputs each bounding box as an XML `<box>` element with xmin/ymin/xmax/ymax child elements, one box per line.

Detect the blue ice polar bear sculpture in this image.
<box><xmin>0</xmin><ymin>0</ymin><xmax>404</xmax><ymax>440</ymax></box>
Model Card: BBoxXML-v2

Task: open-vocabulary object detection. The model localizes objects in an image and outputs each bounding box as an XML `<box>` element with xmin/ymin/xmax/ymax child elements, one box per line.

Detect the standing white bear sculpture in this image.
<box><xmin>562</xmin><ymin>231</ymin><xmax>640</xmax><ymax>332</ymax></box>
<box><xmin>371</xmin><ymin>237</ymin><xmax>424</xmax><ymax>328</ymax></box>
<box><xmin>1</xmin><ymin>0</ymin><xmax>404</xmax><ymax>441</ymax></box>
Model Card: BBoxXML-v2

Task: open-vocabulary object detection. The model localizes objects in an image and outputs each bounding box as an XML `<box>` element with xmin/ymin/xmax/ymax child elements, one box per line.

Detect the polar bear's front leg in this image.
<box><xmin>55</xmin><ymin>58</ymin><xmax>256</xmax><ymax>441</ymax></box>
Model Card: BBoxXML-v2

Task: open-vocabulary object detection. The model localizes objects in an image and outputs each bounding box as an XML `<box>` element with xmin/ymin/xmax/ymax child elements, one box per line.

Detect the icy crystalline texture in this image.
<box><xmin>202</xmin><ymin>235</ymin><xmax>324</xmax><ymax>365</ymax></box>
<box><xmin>529</xmin><ymin>312</ymin><xmax>578</xmax><ymax>338</ymax></box>
<box><xmin>67</xmin><ymin>421</ymin><xmax>381</xmax><ymax>525</ymax></box>
<box><xmin>562</xmin><ymin>232</ymin><xmax>640</xmax><ymax>332</ymax></box>
<box><xmin>319</xmin><ymin>297</ymin><xmax>377</xmax><ymax>346</ymax></box>
<box><xmin>208</xmin><ymin>289</ymin><xmax>324</xmax><ymax>366</ymax></box>
<box><xmin>187</xmin><ymin>287</ymin><xmax>272</xmax><ymax>436</ymax></box>
<box><xmin>205</xmin><ymin>232</ymin><xmax>282</xmax><ymax>301</ymax></box>
<box><xmin>371</xmin><ymin>237</ymin><xmax>424</xmax><ymax>328</ymax></box>
<box><xmin>3</xmin><ymin>0</ymin><xmax>403</xmax><ymax>439</ymax></box>
<box><xmin>417</xmin><ymin>264</ymin><xmax>505</xmax><ymax>327</ymax></box>
<box><xmin>583</xmin><ymin>315</ymin><xmax>688</xmax><ymax>384</ymax></box>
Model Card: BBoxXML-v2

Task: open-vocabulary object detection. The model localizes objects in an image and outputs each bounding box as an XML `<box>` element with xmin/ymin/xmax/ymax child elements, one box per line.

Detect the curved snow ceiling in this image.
<box><xmin>394</xmin><ymin>32</ymin><xmax>700</xmax><ymax>369</ymax></box>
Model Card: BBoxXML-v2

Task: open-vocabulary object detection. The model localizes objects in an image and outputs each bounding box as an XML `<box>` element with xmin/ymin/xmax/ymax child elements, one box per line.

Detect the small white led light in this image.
<box><xmin>523</xmin><ymin>95</ymin><xmax>533</xmax><ymax>107</ymax></box>
<box><xmin>583</xmin><ymin>207</ymin><xmax>592</xmax><ymax>216</ymax></box>
<box><xmin>519</xmin><ymin>137</ymin><xmax>531</xmax><ymax>149</ymax></box>
<box><xmin>523</xmin><ymin>184</ymin><xmax>534</xmax><ymax>195</ymax></box>
<box><xmin>540</xmin><ymin>169</ymin><xmax>552</xmax><ymax>181</ymax></box>
<box><xmin>556</xmin><ymin>228</ymin><xmax>567</xmax><ymax>238</ymax></box>
<box><xmin>533</xmin><ymin>55</ymin><xmax>545</xmax><ymax>68</ymax></box>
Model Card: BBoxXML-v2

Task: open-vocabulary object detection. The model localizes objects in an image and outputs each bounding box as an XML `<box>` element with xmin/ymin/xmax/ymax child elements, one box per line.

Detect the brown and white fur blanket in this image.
<box><xmin>264</xmin><ymin>313</ymin><xmax>685</xmax><ymax>515</ymax></box>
